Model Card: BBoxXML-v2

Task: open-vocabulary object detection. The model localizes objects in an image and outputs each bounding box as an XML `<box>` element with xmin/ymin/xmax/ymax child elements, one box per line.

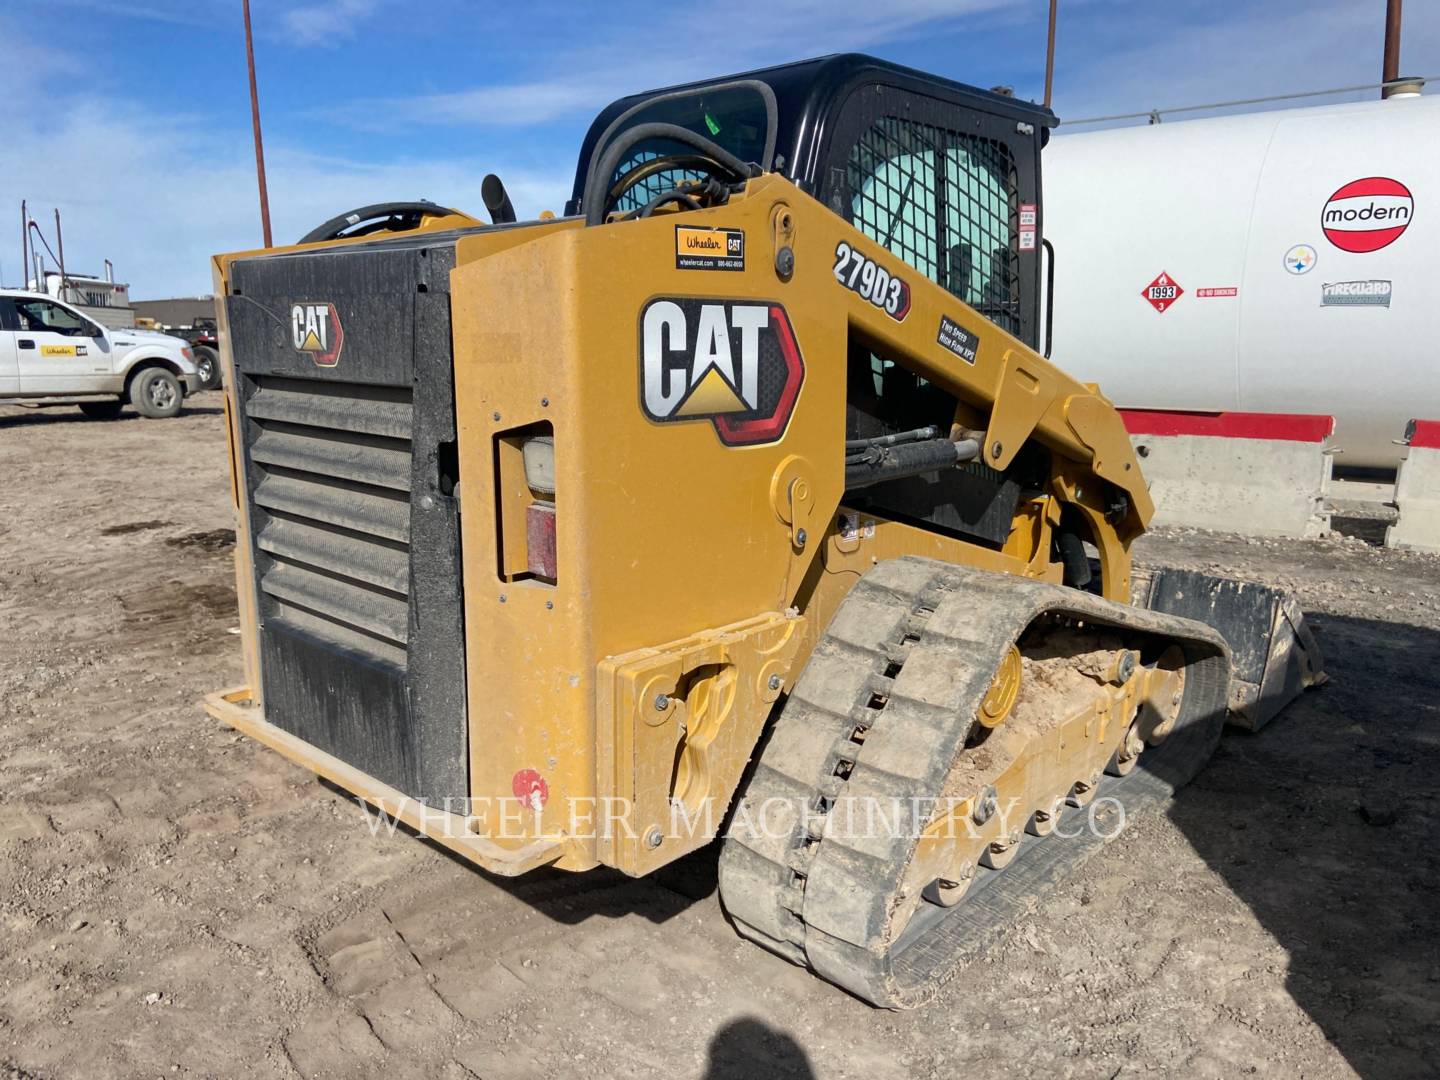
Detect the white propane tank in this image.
<box><xmin>1043</xmin><ymin>92</ymin><xmax>1440</xmax><ymax>468</ymax></box>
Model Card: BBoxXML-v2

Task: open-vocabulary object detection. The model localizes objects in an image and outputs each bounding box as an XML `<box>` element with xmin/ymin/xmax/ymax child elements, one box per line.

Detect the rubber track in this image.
<box><xmin>717</xmin><ymin>557</ymin><xmax>1231</xmax><ymax>1008</ymax></box>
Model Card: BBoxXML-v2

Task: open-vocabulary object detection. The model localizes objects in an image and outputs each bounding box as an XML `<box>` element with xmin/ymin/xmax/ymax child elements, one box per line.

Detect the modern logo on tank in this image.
<box><xmin>290</xmin><ymin>302</ymin><xmax>344</xmax><ymax>367</ymax></box>
<box><xmin>639</xmin><ymin>298</ymin><xmax>804</xmax><ymax>446</ymax></box>
<box><xmin>1322</xmin><ymin>177</ymin><xmax>1413</xmax><ymax>253</ymax></box>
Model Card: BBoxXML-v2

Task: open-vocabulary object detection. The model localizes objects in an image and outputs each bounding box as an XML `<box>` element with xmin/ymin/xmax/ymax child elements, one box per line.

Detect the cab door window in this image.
<box><xmin>847</xmin><ymin>117</ymin><xmax>1021</xmax><ymax>336</ymax></box>
<box><xmin>13</xmin><ymin>298</ymin><xmax>92</xmax><ymax>336</ymax></box>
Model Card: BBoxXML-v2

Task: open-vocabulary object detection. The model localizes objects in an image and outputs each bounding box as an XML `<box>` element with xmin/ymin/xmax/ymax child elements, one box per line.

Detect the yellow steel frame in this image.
<box><xmin>206</xmin><ymin>174</ymin><xmax>1151</xmax><ymax>879</ymax></box>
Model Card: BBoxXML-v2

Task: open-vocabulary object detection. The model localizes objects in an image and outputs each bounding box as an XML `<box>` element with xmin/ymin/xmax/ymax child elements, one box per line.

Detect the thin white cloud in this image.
<box><xmin>37</xmin><ymin>0</ymin><xmax>223</xmax><ymax>26</ymax></box>
<box><xmin>319</xmin><ymin>0</ymin><xmax>1021</xmax><ymax>129</ymax></box>
<box><xmin>282</xmin><ymin>0</ymin><xmax>384</xmax><ymax>45</ymax></box>
<box><xmin>1</xmin><ymin>99</ymin><xmax>569</xmax><ymax>296</ymax></box>
<box><xmin>1053</xmin><ymin>0</ymin><xmax>1440</xmax><ymax>124</ymax></box>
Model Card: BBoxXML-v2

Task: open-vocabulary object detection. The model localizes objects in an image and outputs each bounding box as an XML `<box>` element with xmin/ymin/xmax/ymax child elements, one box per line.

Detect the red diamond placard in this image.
<box><xmin>1141</xmin><ymin>271</ymin><xmax>1184</xmax><ymax>314</ymax></box>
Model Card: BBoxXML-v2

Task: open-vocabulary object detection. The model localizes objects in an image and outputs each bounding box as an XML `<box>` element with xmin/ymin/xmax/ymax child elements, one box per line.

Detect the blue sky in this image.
<box><xmin>2</xmin><ymin>0</ymin><xmax>1435</xmax><ymax>297</ymax></box>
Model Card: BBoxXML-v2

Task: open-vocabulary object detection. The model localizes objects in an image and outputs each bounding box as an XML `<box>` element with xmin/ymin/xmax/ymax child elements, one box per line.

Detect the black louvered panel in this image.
<box><xmin>253</xmin><ymin>471</ymin><xmax>410</xmax><ymax>543</ymax></box>
<box><xmin>246</xmin><ymin>374</ymin><xmax>414</xmax><ymax>669</ymax></box>
<box><xmin>246</xmin><ymin>375</ymin><xmax>413</xmax><ymax>439</ymax></box>
<box><xmin>227</xmin><ymin>242</ymin><xmax>468</xmax><ymax>803</ymax></box>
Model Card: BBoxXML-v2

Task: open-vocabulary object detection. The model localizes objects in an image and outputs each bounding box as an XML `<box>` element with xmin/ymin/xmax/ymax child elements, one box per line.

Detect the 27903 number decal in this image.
<box><xmin>833</xmin><ymin>241</ymin><xmax>912</xmax><ymax>321</ymax></box>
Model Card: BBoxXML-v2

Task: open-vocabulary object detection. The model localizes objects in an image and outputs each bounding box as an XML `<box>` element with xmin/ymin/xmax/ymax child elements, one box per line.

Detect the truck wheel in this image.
<box><xmin>130</xmin><ymin>368</ymin><xmax>183</xmax><ymax>419</ymax></box>
<box><xmin>193</xmin><ymin>346</ymin><xmax>222</xmax><ymax>390</ymax></box>
<box><xmin>78</xmin><ymin>400</ymin><xmax>124</xmax><ymax>420</ymax></box>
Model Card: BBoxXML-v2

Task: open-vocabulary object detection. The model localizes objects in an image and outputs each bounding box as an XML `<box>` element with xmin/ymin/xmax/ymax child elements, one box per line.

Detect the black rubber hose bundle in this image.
<box><xmin>582</xmin><ymin>122</ymin><xmax>761</xmax><ymax>226</ymax></box>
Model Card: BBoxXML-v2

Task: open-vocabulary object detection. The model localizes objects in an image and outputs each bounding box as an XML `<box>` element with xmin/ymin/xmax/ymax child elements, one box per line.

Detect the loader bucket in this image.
<box><xmin>1136</xmin><ymin>568</ymin><xmax>1326</xmax><ymax>731</ymax></box>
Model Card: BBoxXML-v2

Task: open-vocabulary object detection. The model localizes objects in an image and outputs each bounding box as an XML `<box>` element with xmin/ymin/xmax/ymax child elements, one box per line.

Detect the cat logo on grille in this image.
<box><xmin>639</xmin><ymin>298</ymin><xmax>804</xmax><ymax>446</ymax></box>
<box><xmin>290</xmin><ymin>302</ymin><xmax>344</xmax><ymax>367</ymax></box>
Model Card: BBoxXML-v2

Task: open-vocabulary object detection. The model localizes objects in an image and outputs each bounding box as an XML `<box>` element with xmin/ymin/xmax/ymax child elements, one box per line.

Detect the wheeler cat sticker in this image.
<box><xmin>639</xmin><ymin>298</ymin><xmax>804</xmax><ymax>446</ymax></box>
<box><xmin>675</xmin><ymin>226</ymin><xmax>745</xmax><ymax>271</ymax></box>
<box><xmin>833</xmin><ymin>242</ymin><xmax>912</xmax><ymax>320</ymax></box>
<box><xmin>290</xmin><ymin>302</ymin><xmax>344</xmax><ymax>367</ymax></box>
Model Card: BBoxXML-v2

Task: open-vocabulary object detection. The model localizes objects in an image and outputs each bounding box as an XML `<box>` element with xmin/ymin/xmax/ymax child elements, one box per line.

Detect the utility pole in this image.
<box><xmin>1043</xmin><ymin>0</ymin><xmax>1058</xmax><ymax>108</ymax></box>
<box><xmin>243</xmin><ymin>0</ymin><xmax>274</xmax><ymax>247</ymax></box>
<box><xmin>54</xmin><ymin>209</ymin><xmax>68</xmax><ymax>300</ymax></box>
<box><xmin>1382</xmin><ymin>0</ymin><xmax>1402</xmax><ymax>97</ymax></box>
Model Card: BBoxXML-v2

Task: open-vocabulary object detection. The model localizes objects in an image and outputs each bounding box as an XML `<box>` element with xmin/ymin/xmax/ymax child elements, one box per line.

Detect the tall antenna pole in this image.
<box><xmin>243</xmin><ymin>0</ymin><xmax>274</xmax><ymax>247</ymax></box>
<box><xmin>54</xmin><ymin>209</ymin><xmax>68</xmax><ymax>300</ymax></box>
<box><xmin>1382</xmin><ymin>0</ymin><xmax>1402</xmax><ymax>97</ymax></box>
<box><xmin>20</xmin><ymin>200</ymin><xmax>29</xmax><ymax>289</ymax></box>
<box><xmin>1043</xmin><ymin>0</ymin><xmax>1058</xmax><ymax>107</ymax></box>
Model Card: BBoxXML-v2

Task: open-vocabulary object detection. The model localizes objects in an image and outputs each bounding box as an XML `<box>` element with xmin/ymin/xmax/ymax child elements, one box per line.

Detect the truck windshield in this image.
<box><xmin>593</xmin><ymin>83</ymin><xmax>773</xmax><ymax>214</ymax></box>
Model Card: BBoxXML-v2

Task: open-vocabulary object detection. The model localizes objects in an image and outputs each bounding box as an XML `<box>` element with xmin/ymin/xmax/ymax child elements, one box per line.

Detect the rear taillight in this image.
<box><xmin>526</xmin><ymin>501</ymin><xmax>557</xmax><ymax>580</ymax></box>
<box><xmin>522</xmin><ymin>436</ymin><xmax>555</xmax><ymax>495</ymax></box>
<box><xmin>522</xmin><ymin>435</ymin><xmax>556</xmax><ymax>580</ymax></box>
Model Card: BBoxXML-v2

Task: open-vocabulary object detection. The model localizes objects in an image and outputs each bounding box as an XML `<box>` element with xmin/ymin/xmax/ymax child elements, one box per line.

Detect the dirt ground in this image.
<box><xmin>2</xmin><ymin>396</ymin><xmax>1438</xmax><ymax>1080</ymax></box>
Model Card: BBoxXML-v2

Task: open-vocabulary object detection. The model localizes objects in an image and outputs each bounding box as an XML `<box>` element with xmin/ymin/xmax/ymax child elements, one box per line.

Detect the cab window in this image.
<box><xmin>593</xmin><ymin>83</ymin><xmax>773</xmax><ymax>215</ymax></box>
<box><xmin>848</xmin><ymin>117</ymin><xmax>1020</xmax><ymax>335</ymax></box>
<box><xmin>13</xmin><ymin>298</ymin><xmax>92</xmax><ymax>336</ymax></box>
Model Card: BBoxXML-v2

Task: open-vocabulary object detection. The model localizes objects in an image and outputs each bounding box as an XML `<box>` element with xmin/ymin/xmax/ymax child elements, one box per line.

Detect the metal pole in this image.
<box><xmin>243</xmin><ymin>0</ymin><xmax>273</xmax><ymax>247</ymax></box>
<box><xmin>1043</xmin><ymin>0</ymin><xmax>1058</xmax><ymax>108</ymax></box>
<box><xmin>54</xmin><ymin>208</ymin><xmax>67</xmax><ymax>300</ymax></box>
<box><xmin>20</xmin><ymin>200</ymin><xmax>28</xmax><ymax>289</ymax></box>
<box><xmin>1382</xmin><ymin>0</ymin><xmax>1402</xmax><ymax>97</ymax></box>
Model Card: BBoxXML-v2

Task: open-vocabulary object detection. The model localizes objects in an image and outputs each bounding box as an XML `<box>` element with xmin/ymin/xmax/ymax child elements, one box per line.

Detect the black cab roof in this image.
<box><xmin>567</xmin><ymin>52</ymin><xmax>1057</xmax><ymax>214</ymax></box>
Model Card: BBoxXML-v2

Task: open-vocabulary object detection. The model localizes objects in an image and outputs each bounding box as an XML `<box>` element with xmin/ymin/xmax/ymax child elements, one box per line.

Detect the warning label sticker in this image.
<box><xmin>937</xmin><ymin>314</ymin><xmax>979</xmax><ymax>364</ymax></box>
<box><xmin>1141</xmin><ymin>271</ymin><xmax>1184</xmax><ymax>313</ymax></box>
<box><xmin>1019</xmin><ymin>203</ymin><xmax>1037</xmax><ymax>251</ymax></box>
<box><xmin>675</xmin><ymin>225</ymin><xmax>745</xmax><ymax>271</ymax></box>
<box><xmin>1196</xmin><ymin>287</ymin><xmax>1238</xmax><ymax>298</ymax></box>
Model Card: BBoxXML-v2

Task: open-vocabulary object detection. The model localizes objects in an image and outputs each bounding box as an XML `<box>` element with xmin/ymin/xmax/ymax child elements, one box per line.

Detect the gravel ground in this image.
<box><xmin>1</xmin><ymin>397</ymin><xmax>1438</xmax><ymax>1079</ymax></box>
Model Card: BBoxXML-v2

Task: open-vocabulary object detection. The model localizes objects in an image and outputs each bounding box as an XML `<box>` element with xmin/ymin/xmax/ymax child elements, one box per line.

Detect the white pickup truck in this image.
<box><xmin>0</xmin><ymin>289</ymin><xmax>203</xmax><ymax>419</ymax></box>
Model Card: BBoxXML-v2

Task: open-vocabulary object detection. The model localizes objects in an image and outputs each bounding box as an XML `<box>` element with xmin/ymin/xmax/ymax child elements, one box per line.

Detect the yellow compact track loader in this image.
<box><xmin>207</xmin><ymin>55</ymin><xmax>1322</xmax><ymax>1007</ymax></box>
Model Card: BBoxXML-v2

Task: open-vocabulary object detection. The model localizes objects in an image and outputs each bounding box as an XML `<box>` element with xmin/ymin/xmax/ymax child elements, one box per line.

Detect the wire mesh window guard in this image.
<box><xmin>848</xmin><ymin>117</ymin><xmax>1021</xmax><ymax>335</ymax></box>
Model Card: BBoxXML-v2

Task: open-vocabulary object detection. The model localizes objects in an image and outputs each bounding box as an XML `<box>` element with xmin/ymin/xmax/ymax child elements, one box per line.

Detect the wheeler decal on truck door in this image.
<box><xmin>639</xmin><ymin>298</ymin><xmax>804</xmax><ymax>446</ymax></box>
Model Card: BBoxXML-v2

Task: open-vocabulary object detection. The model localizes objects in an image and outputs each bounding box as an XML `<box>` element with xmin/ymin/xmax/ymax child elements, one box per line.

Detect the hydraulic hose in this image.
<box><xmin>845</xmin><ymin>437</ymin><xmax>981</xmax><ymax>491</ymax></box>
<box><xmin>583</xmin><ymin>122</ymin><xmax>760</xmax><ymax>226</ymax></box>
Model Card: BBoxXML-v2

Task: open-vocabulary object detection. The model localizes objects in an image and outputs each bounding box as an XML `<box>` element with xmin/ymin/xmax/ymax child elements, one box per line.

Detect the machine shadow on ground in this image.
<box><xmin>318</xmin><ymin>775</ymin><xmax>723</xmax><ymax>928</ymax></box>
<box><xmin>322</xmin><ymin>601</ymin><xmax>1437</xmax><ymax>1078</ymax></box>
<box><xmin>1167</xmin><ymin>612</ymin><xmax>1440</xmax><ymax>1079</ymax></box>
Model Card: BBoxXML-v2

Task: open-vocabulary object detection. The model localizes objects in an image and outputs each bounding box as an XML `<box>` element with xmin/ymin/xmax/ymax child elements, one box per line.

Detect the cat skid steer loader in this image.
<box><xmin>206</xmin><ymin>55</ymin><xmax>1322</xmax><ymax>1007</ymax></box>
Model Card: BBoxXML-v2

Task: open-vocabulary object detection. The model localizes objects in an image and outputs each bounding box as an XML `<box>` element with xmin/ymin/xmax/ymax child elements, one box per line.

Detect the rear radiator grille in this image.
<box><xmin>245</xmin><ymin>375</ymin><xmax>413</xmax><ymax>667</ymax></box>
